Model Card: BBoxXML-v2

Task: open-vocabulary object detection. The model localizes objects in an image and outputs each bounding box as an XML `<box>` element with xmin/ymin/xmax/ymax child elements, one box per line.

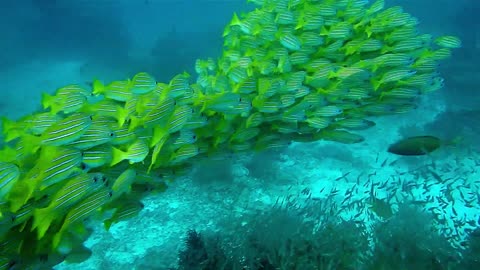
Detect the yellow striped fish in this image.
<box><xmin>110</xmin><ymin>169</ymin><xmax>136</xmax><ymax>199</ymax></box>
<box><xmin>82</xmin><ymin>145</ymin><xmax>113</xmax><ymax>169</ymax></box>
<box><xmin>111</xmin><ymin>139</ymin><xmax>149</xmax><ymax>166</ymax></box>
<box><xmin>129</xmin><ymin>72</ymin><xmax>157</xmax><ymax>94</ymax></box>
<box><xmin>104</xmin><ymin>201</ymin><xmax>144</xmax><ymax>231</ymax></box>
<box><xmin>0</xmin><ymin>162</ymin><xmax>20</xmax><ymax>200</ymax></box>
<box><xmin>53</xmin><ymin>188</ymin><xmax>113</xmax><ymax>248</ymax></box>
<box><xmin>22</xmin><ymin>113</ymin><xmax>93</xmax><ymax>154</ymax></box>
<box><xmin>434</xmin><ymin>35</ymin><xmax>461</xmax><ymax>49</ymax></box>
<box><xmin>32</xmin><ymin>172</ymin><xmax>106</xmax><ymax>239</ymax></box>
<box><xmin>67</xmin><ymin>122</ymin><xmax>114</xmax><ymax>150</ymax></box>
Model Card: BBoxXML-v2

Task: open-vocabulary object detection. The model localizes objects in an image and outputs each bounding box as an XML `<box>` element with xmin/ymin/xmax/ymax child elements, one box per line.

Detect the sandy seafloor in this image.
<box><xmin>1</xmin><ymin>0</ymin><xmax>480</xmax><ymax>269</ymax></box>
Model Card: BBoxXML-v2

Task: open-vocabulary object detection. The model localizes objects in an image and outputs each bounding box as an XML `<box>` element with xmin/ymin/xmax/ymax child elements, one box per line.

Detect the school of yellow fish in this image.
<box><xmin>0</xmin><ymin>0</ymin><xmax>461</xmax><ymax>268</ymax></box>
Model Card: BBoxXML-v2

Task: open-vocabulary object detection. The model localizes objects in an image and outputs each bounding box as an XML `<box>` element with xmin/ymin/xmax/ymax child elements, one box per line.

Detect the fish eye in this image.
<box><xmin>93</xmin><ymin>176</ymin><xmax>98</xmax><ymax>183</ymax></box>
<box><xmin>89</xmin><ymin>116</ymin><xmax>93</xmax><ymax>120</ymax></box>
<box><xmin>11</xmin><ymin>215</ymin><xmax>16</xmax><ymax>222</ymax></box>
<box><xmin>102</xmin><ymin>176</ymin><xmax>107</xmax><ymax>182</ymax></box>
<box><xmin>109</xmin><ymin>132</ymin><xmax>114</xmax><ymax>137</ymax></box>
<box><xmin>192</xmin><ymin>135</ymin><xmax>197</xmax><ymax>140</ymax></box>
<box><xmin>108</xmin><ymin>191</ymin><xmax>113</xmax><ymax>197</ymax></box>
<box><xmin>81</xmin><ymin>163</ymin><xmax>87</xmax><ymax>170</ymax></box>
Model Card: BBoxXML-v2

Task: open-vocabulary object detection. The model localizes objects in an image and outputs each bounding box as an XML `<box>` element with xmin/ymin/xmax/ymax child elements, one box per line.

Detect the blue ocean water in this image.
<box><xmin>0</xmin><ymin>0</ymin><xmax>479</xmax><ymax>269</ymax></box>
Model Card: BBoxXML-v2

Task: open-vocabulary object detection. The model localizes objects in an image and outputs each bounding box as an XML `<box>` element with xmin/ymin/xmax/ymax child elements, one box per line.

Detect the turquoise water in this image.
<box><xmin>1</xmin><ymin>0</ymin><xmax>479</xmax><ymax>269</ymax></box>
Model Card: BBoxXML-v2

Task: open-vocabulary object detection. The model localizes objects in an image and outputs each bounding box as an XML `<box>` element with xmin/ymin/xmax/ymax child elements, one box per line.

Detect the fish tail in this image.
<box><xmin>110</xmin><ymin>147</ymin><xmax>126</xmax><ymax>166</ymax></box>
<box><xmin>380</xmin><ymin>45</ymin><xmax>391</xmax><ymax>54</ymax></box>
<box><xmin>32</xmin><ymin>208</ymin><xmax>54</xmax><ymax>239</ymax></box>
<box><xmin>151</xmin><ymin>127</ymin><xmax>167</xmax><ymax>148</ymax></box>
<box><xmin>92</xmin><ymin>79</ymin><xmax>105</xmax><ymax>95</ymax></box>
<box><xmin>20</xmin><ymin>134</ymin><xmax>41</xmax><ymax>155</ymax></box>
<box><xmin>371</xmin><ymin>78</ymin><xmax>381</xmax><ymax>91</ymax></box>
<box><xmin>4</xmin><ymin>128</ymin><xmax>22</xmax><ymax>143</ymax></box>
<box><xmin>320</xmin><ymin>26</ymin><xmax>329</xmax><ymax>36</ymax></box>
<box><xmin>148</xmin><ymin>138</ymin><xmax>166</xmax><ymax>173</ymax></box>
<box><xmin>104</xmin><ymin>218</ymin><xmax>113</xmax><ymax>231</ymax></box>
<box><xmin>8</xmin><ymin>180</ymin><xmax>34</xmax><ymax>212</ymax></box>
<box><xmin>41</xmin><ymin>92</ymin><xmax>55</xmax><ymax>109</ymax></box>
<box><xmin>128</xmin><ymin>116</ymin><xmax>141</xmax><ymax>131</ymax></box>
<box><xmin>52</xmin><ymin>231</ymin><xmax>63</xmax><ymax>250</ymax></box>
<box><xmin>115</xmin><ymin>107</ymin><xmax>129</xmax><ymax>127</ymax></box>
<box><xmin>1</xmin><ymin>117</ymin><xmax>15</xmax><ymax>132</ymax></box>
<box><xmin>230</xmin><ymin>12</ymin><xmax>241</xmax><ymax>26</ymax></box>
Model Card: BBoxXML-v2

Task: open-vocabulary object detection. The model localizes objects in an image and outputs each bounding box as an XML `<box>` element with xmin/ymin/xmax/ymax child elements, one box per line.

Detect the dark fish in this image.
<box><xmin>387</xmin><ymin>135</ymin><xmax>441</xmax><ymax>156</ymax></box>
